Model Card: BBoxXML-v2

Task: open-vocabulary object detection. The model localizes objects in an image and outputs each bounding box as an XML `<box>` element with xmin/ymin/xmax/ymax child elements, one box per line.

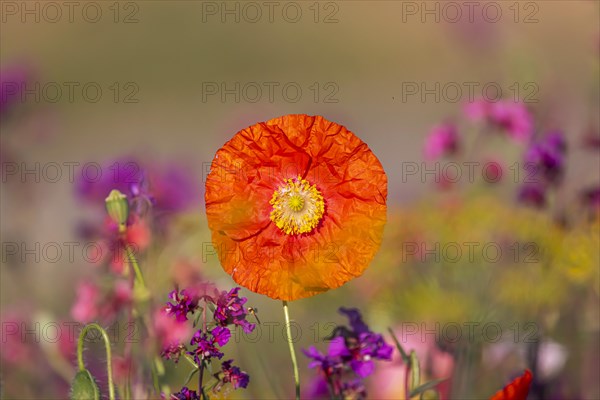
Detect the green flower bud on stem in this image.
<box><xmin>105</xmin><ymin>189</ymin><xmax>129</xmax><ymax>232</ymax></box>
<box><xmin>70</xmin><ymin>369</ymin><xmax>99</xmax><ymax>400</ymax></box>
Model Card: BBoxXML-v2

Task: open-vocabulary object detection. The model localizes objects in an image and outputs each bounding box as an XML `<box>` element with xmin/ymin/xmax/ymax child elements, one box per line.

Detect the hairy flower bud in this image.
<box><xmin>105</xmin><ymin>189</ymin><xmax>129</xmax><ymax>232</ymax></box>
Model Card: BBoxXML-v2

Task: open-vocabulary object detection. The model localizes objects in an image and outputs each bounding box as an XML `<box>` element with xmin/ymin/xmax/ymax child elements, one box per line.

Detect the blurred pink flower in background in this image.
<box><xmin>424</xmin><ymin>123</ymin><xmax>460</xmax><ymax>160</ymax></box>
<box><xmin>101</xmin><ymin>218</ymin><xmax>151</xmax><ymax>275</ymax></box>
<box><xmin>483</xmin><ymin>340</ymin><xmax>568</xmax><ymax>381</ymax></box>
<box><xmin>0</xmin><ymin>310</ymin><xmax>34</xmax><ymax>365</ymax></box>
<box><xmin>482</xmin><ymin>159</ymin><xmax>504</xmax><ymax>184</ymax></box>
<box><xmin>369</xmin><ymin>324</ymin><xmax>454</xmax><ymax>399</ymax></box>
<box><xmin>465</xmin><ymin>99</ymin><xmax>534</xmax><ymax>142</ymax></box>
<box><xmin>70</xmin><ymin>281</ymin><xmax>100</xmax><ymax>323</ymax></box>
<box><xmin>152</xmin><ymin>308</ymin><xmax>192</xmax><ymax>349</ymax></box>
<box><xmin>71</xmin><ymin>279</ymin><xmax>132</xmax><ymax>324</ymax></box>
<box><xmin>100</xmin><ymin>280</ymin><xmax>133</xmax><ymax>321</ymax></box>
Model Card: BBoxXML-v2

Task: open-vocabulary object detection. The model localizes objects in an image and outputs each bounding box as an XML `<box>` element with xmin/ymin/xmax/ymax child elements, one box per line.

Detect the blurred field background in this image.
<box><xmin>1</xmin><ymin>1</ymin><xmax>599</xmax><ymax>399</ymax></box>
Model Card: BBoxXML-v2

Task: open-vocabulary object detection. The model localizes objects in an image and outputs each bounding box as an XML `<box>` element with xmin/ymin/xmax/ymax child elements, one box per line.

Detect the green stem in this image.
<box><xmin>126</xmin><ymin>245</ymin><xmax>145</xmax><ymax>288</ymax></box>
<box><xmin>282</xmin><ymin>301</ymin><xmax>300</xmax><ymax>400</ymax></box>
<box><xmin>77</xmin><ymin>323</ymin><xmax>115</xmax><ymax>400</ymax></box>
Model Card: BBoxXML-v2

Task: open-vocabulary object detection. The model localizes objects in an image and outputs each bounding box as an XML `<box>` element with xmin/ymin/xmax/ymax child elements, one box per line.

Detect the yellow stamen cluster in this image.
<box><xmin>270</xmin><ymin>176</ymin><xmax>325</xmax><ymax>235</ymax></box>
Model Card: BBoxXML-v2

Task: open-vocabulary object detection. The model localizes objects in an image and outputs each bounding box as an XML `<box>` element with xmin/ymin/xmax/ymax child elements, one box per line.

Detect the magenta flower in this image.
<box><xmin>581</xmin><ymin>186</ymin><xmax>600</xmax><ymax>210</ymax></box>
<box><xmin>188</xmin><ymin>326</ymin><xmax>231</xmax><ymax>364</ymax></box>
<box><xmin>219</xmin><ymin>359</ymin><xmax>250</xmax><ymax>389</ymax></box>
<box><xmin>423</xmin><ymin>123</ymin><xmax>460</xmax><ymax>160</ymax></box>
<box><xmin>70</xmin><ymin>281</ymin><xmax>100</xmax><ymax>323</ymax></box>
<box><xmin>524</xmin><ymin>131</ymin><xmax>567</xmax><ymax>186</ymax></box>
<box><xmin>213</xmin><ymin>287</ymin><xmax>256</xmax><ymax>334</ymax></box>
<box><xmin>303</xmin><ymin>307</ymin><xmax>392</xmax><ymax>397</ymax></box>
<box><xmin>100</xmin><ymin>280</ymin><xmax>133</xmax><ymax>321</ymax></box>
<box><xmin>169</xmin><ymin>387</ymin><xmax>199</xmax><ymax>400</ymax></box>
<box><xmin>517</xmin><ymin>183</ymin><xmax>547</xmax><ymax>208</ymax></box>
<box><xmin>153</xmin><ymin>308</ymin><xmax>191</xmax><ymax>358</ymax></box>
<box><xmin>465</xmin><ymin>98</ymin><xmax>533</xmax><ymax>141</ymax></box>
<box><xmin>166</xmin><ymin>289</ymin><xmax>201</xmax><ymax>322</ymax></box>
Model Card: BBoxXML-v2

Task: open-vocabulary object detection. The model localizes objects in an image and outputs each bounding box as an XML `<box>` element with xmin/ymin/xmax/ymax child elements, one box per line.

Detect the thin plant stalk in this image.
<box><xmin>77</xmin><ymin>323</ymin><xmax>115</xmax><ymax>400</ymax></box>
<box><xmin>282</xmin><ymin>300</ymin><xmax>300</xmax><ymax>400</ymax></box>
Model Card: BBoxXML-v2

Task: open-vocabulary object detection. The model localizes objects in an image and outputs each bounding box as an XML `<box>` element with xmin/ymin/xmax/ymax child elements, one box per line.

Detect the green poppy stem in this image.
<box><xmin>77</xmin><ymin>323</ymin><xmax>115</xmax><ymax>400</ymax></box>
<box><xmin>282</xmin><ymin>300</ymin><xmax>300</xmax><ymax>400</ymax></box>
<box><xmin>126</xmin><ymin>245</ymin><xmax>145</xmax><ymax>288</ymax></box>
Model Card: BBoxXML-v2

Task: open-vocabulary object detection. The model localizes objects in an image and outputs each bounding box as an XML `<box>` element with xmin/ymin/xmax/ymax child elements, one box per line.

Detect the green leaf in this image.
<box><xmin>409</xmin><ymin>378</ymin><xmax>447</xmax><ymax>398</ymax></box>
<box><xmin>387</xmin><ymin>327</ymin><xmax>410</xmax><ymax>364</ymax></box>
<box><xmin>70</xmin><ymin>369</ymin><xmax>100</xmax><ymax>400</ymax></box>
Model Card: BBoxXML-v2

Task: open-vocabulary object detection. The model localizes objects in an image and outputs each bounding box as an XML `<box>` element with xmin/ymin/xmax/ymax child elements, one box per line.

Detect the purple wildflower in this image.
<box><xmin>211</xmin><ymin>326</ymin><xmax>232</xmax><ymax>346</ymax></box>
<box><xmin>170</xmin><ymin>387</ymin><xmax>199</xmax><ymax>400</ymax></box>
<box><xmin>517</xmin><ymin>183</ymin><xmax>547</xmax><ymax>208</ymax></box>
<box><xmin>219</xmin><ymin>359</ymin><xmax>250</xmax><ymax>389</ymax></box>
<box><xmin>213</xmin><ymin>287</ymin><xmax>256</xmax><ymax>334</ymax></box>
<box><xmin>161</xmin><ymin>344</ymin><xmax>186</xmax><ymax>363</ymax></box>
<box><xmin>188</xmin><ymin>326</ymin><xmax>230</xmax><ymax>364</ymax></box>
<box><xmin>334</xmin><ymin>308</ymin><xmax>394</xmax><ymax>376</ymax></box>
<box><xmin>75</xmin><ymin>157</ymin><xmax>144</xmax><ymax>205</ymax></box>
<box><xmin>338</xmin><ymin>307</ymin><xmax>370</xmax><ymax>335</ymax></box>
<box><xmin>581</xmin><ymin>186</ymin><xmax>600</xmax><ymax>210</ymax></box>
<box><xmin>524</xmin><ymin>131</ymin><xmax>567</xmax><ymax>186</ymax></box>
<box><xmin>75</xmin><ymin>156</ymin><xmax>198</xmax><ymax>218</ymax></box>
<box><xmin>303</xmin><ymin>307</ymin><xmax>394</xmax><ymax>396</ymax></box>
<box><xmin>166</xmin><ymin>289</ymin><xmax>201</xmax><ymax>322</ymax></box>
<box><xmin>423</xmin><ymin>123</ymin><xmax>460</xmax><ymax>160</ymax></box>
<box><xmin>303</xmin><ymin>346</ymin><xmax>337</xmax><ymax>373</ymax></box>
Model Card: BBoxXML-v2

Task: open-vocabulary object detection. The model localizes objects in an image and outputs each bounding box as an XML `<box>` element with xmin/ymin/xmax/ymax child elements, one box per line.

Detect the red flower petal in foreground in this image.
<box><xmin>490</xmin><ymin>370</ymin><xmax>533</xmax><ymax>400</ymax></box>
<box><xmin>205</xmin><ymin>114</ymin><xmax>387</xmax><ymax>300</ymax></box>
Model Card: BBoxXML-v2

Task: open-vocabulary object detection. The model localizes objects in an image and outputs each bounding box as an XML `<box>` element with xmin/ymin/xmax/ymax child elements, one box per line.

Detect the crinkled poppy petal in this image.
<box><xmin>205</xmin><ymin>114</ymin><xmax>387</xmax><ymax>300</ymax></box>
<box><xmin>490</xmin><ymin>370</ymin><xmax>533</xmax><ymax>400</ymax></box>
<box><xmin>206</xmin><ymin>122</ymin><xmax>311</xmax><ymax>240</ymax></box>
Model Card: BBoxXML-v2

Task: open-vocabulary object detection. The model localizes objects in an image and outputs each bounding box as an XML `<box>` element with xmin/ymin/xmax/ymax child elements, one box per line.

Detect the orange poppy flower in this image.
<box><xmin>205</xmin><ymin>114</ymin><xmax>387</xmax><ymax>300</ymax></box>
<box><xmin>490</xmin><ymin>370</ymin><xmax>533</xmax><ymax>400</ymax></box>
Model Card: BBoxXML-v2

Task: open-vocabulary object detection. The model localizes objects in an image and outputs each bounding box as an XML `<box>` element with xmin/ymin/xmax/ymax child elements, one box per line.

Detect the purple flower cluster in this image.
<box><xmin>165</xmin><ymin>289</ymin><xmax>201</xmax><ymax>322</ymax></box>
<box><xmin>162</xmin><ymin>285</ymin><xmax>254</xmax><ymax>395</ymax></box>
<box><xmin>303</xmin><ymin>307</ymin><xmax>393</xmax><ymax>398</ymax></box>
<box><xmin>219</xmin><ymin>359</ymin><xmax>250</xmax><ymax>389</ymax></box>
<box><xmin>518</xmin><ymin>131</ymin><xmax>567</xmax><ymax>208</ymax></box>
<box><xmin>75</xmin><ymin>156</ymin><xmax>198</xmax><ymax>222</ymax></box>
<box><xmin>188</xmin><ymin>326</ymin><xmax>231</xmax><ymax>364</ymax></box>
<box><xmin>213</xmin><ymin>287</ymin><xmax>256</xmax><ymax>334</ymax></box>
<box><xmin>169</xmin><ymin>387</ymin><xmax>199</xmax><ymax>400</ymax></box>
<box><xmin>165</xmin><ymin>286</ymin><xmax>257</xmax><ymax>334</ymax></box>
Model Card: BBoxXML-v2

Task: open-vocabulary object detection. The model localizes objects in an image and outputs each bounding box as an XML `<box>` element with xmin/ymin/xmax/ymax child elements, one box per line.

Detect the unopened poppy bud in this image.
<box><xmin>70</xmin><ymin>369</ymin><xmax>100</xmax><ymax>400</ymax></box>
<box><xmin>105</xmin><ymin>189</ymin><xmax>129</xmax><ymax>232</ymax></box>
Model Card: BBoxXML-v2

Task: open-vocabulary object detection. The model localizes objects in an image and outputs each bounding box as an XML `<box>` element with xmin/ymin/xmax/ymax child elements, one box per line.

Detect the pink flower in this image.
<box><xmin>465</xmin><ymin>99</ymin><xmax>533</xmax><ymax>142</ymax></box>
<box><xmin>153</xmin><ymin>308</ymin><xmax>191</xmax><ymax>349</ymax></box>
<box><xmin>489</xmin><ymin>101</ymin><xmax>533</xmax><ymax>141</ymax></box>
<box><xmin>100</xmin><ymin>280</ymin><xmax>133</xmax><ymax>321</ymax></box>
<box><xmin>71</xmin><ymin>281</ymin><xmax>100</xmax><ymax>323</ymax></box>
<box><xmin>464</xmin><ymin>98</ymin><xmax>490</xmax><ymax>121</ymax></box>
<box><xmin>482</xmin><ymin>159</ymin><xmax>503</xmax><ymax>184</ymax></box>
<box><xmin>424</xmin><ymin>123</ymin><xmax>460</xmax><ymax>160</ymax></box>
<box><xmin>0</xmin><ymin>310</ymin><xmax>33</xmax><ymax>365</ymax></box>
<box><xmin>92</xmin><ymin>217</ymin><xmax>151</xmax><ymax>275</ymax></box>
<box><xmin>369</xmin><ymin>324</ymin><xmax>454</xmax><ymax>399</ymax></box>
